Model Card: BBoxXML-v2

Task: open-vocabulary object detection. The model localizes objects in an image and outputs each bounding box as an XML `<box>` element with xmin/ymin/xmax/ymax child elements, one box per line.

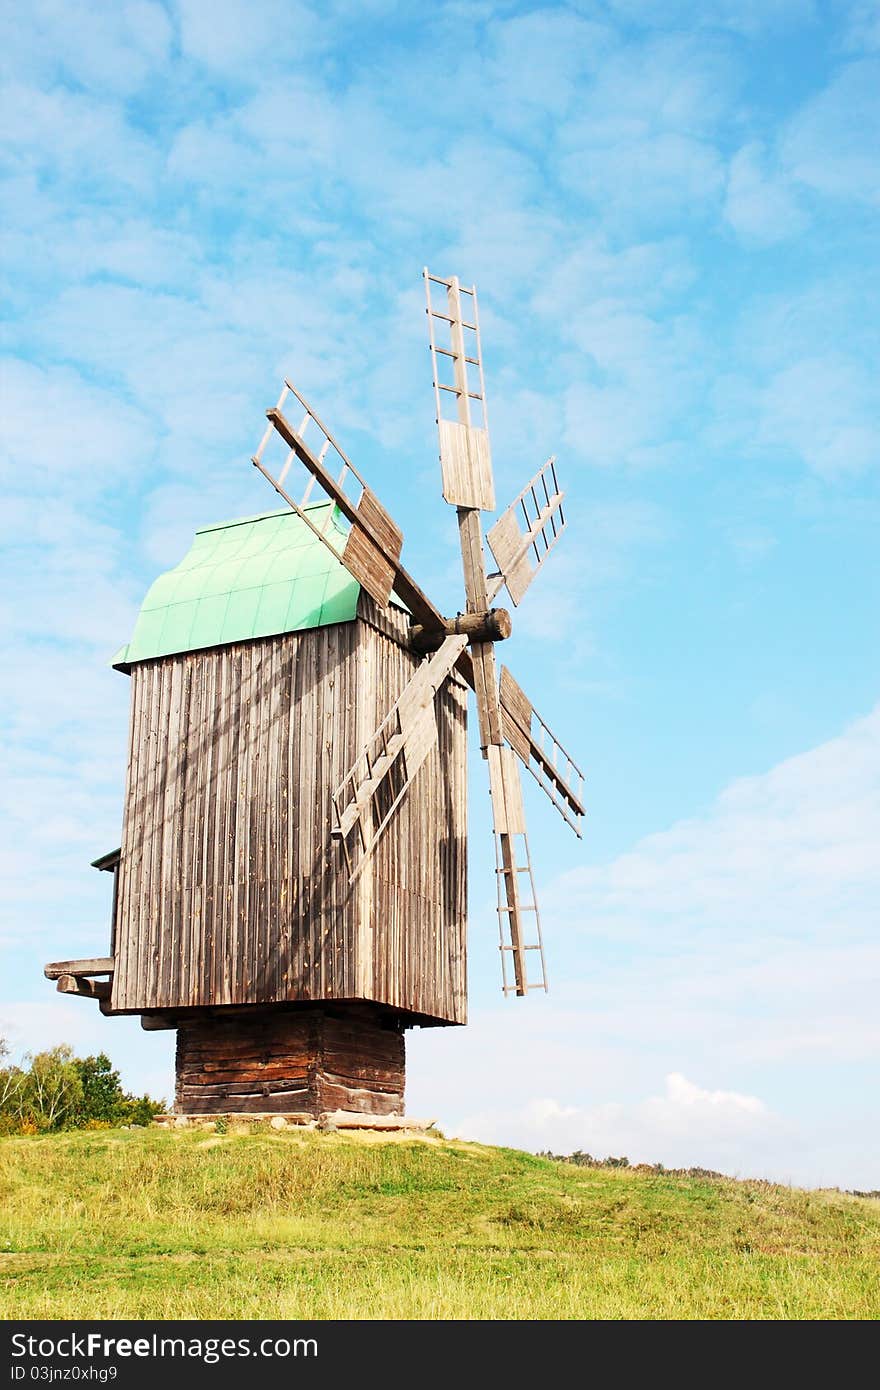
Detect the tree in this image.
<box><xmin>0</xmin><ymin>1037</ymin><xmax>164</xmax><ymax>1133</ymax></box>
<box><xmin>72</xmin><ymin>1053</ymin><xmax>163</xmax><ymax>1127</ymax></box>
<box><xmin>74</xmin><ymin>1053</ymin><xmax>126</xmax><ymax>1125</ymax></box>
<box><xmin>21</xmin><ymin>1046</ymin><xmax>83</xmax><ymax>1130</ymax></box>
<box><xmin>0</xmin><ymin>1038</ymin><xmax>26</xmax><ymax>1132</ymax></box>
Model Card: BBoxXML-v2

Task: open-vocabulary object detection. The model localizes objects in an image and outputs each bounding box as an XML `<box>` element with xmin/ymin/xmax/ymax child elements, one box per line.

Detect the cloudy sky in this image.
<box><xmin>2</xmin><ymin>0</ymin><xmax>878</xmax><ymax>1189</ymax></box>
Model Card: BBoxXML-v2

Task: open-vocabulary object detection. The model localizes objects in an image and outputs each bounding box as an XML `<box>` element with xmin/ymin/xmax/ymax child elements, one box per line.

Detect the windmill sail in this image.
<box><xmin>500</xmin><ymin>666</ymin><xmax>586</xmax><ymax>836</ymax></box>
<box><xmin>424</xmin><ymin>271</ymin><xmax>495</xmax><ymax>511</ymax></box>
<box><xmin>253</xmin><ymin>380</ymin><xmax>443</xmax><ymax>629</ymax></box>
<box><xmin>487</xmin><ymin>458</ymin><xmax>566</xmax><ymax>607</ymax></box>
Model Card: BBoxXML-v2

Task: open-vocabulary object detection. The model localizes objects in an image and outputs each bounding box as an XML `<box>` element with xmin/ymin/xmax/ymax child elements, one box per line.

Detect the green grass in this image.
<box><xmin>1</xmin><ymin>1127</ymin><xmax>877</xmax><ymax>1319</ymax></box>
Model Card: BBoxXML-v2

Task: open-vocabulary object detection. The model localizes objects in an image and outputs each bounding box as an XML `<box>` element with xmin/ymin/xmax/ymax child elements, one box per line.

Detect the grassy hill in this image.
<box><xmin>1</xmin><ymin>1126</ymin><xmax>878</xmax><ymax>1320</ymax></box>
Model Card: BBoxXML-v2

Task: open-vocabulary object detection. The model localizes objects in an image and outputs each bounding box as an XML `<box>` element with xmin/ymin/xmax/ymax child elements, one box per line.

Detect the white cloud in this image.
<box><xmin>138</xmin><ymin>477</ymin><xmax>261</xmax><ymax>570</ymax></box>
<box><xmin>0</xmin><ymin>364</ymin><xmax>151</xmax><ymax>678</ymax></box>
<box><xmin>452</xmin><ymin>1072</ymin><xmax>776</xmax><ymax>1174</ymax></box>
<box><xmin>0</xmin><ymin>363</ymin><xmax>151</xmax><ymax>954</ymax></box>
<box><xmin>533</xmin><ymin>235</ymin><xmax>696</xmax><ymax>320</ymax></box>
<box><xmin>731</xmin><ymin>272</ymin><xmax>879</xmax><ymax>376</ymax></box>
<box><xmin>0</xmin><ymin>637</ymin><xmax>131</xmax><ymax>953</ymax></box>
<box><xmin>570</xmin><ymin>32</ymin><xmax>737</xmax><ymax>135</ymax></box>
<box><xmin>0</xmin><ymin>82</ymin><xmax>158</xmax><ymax>193</ymax></box>
<box><xmin>560</xmin><ymin>304</ymin><xmax>707</xmax><ymax>469</ymax></box>
<box><xmin>709</xmin><ymin>277</ymin><xmax>880</xmax><ymax>476</ymax></box>
<box><xmin>606</xmin><ymin>0</ymin><xmax>817</xmax><ymax>38</ymax></box>
<box><xmin>781</xmin><ymin>59</ymin><xmax>880</xmax><ymax>205</ymax></box>
<box><xmin>479</xmin><ymin>9</ymin><xmax>617</xmax><ymax>133</ymax></box>
<box><xmin>508</xmin><ymin>235</ymin><xmax>709</xmax><ymax>472</ymax></box>
<box><xmin>30</xmin><ymin>284</ymin><xmax>267</xmax><ymax>465</ymax></box>
<box><xmin>554</xmin><ymin>703</ymin><xmax>880</xmax><ymax>941</ymax></box>
<box><xmin>841</xmin><ymin>0</ymin><xmax>880</xmax><ymax>52</ymax></box>
<box><xmin>1</xmin><ymin>358</ymin><xmax>156</xmax><ymax>495</ymax></box>
<box><xmin>562</xmin><ymin>132</ymin><xmax>724</xmax><ymax>223</ymax></box>
<box><xmin>508</xmin><ymin>500</ymin><xmax>668</xmax><ymax>647</ymax></box>
<box><xmin>653</xmin><ymin>1071</ymin><xmax>766</xmax><ymax>1121</ymax></box>
<box><xmin>724</xmin><ymin>141</ymin><xmax>808</xmax><ymax>245</ymax></box>
<box><xmin>176</xmin><ymin>0</ymin><xmax>325</xmax><ymax>74</ymax></box>
<box><xmin>56</xmin><ymin>218</ymin><xmax>203</xmax><ymax>292</ymax></box>
<box><xmin>757</xmin><ymin>356</ymin><xmax>880</xmax><ymax>477</ymax></box>
<box><xmin>0</xmin><ymin>0</ymin><xmax>172</xmax><ymax>96</ymax></box>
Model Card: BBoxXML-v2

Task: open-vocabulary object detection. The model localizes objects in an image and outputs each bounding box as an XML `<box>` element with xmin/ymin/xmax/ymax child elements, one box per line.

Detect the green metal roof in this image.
<box><xmin>114</xmin><ymin>502</ymin><xmax>360</xmax><ymax>669</ymax></box>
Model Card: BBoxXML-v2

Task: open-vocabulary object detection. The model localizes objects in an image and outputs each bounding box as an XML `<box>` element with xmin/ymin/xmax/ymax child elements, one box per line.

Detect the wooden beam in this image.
<box><xmin>44</xmin><ymin>957</ymin><xmax>114</xmax><ymax>980</ymax></box>
<box><xmin>321</xmin><ymin>1111</ymin><xmax>435</xmax><ymax>1131</ymax></box>
<box><xmin>56</xmin><ymin>974</ymin><xmax>111</xmax><ymax>1000</ymax></box>
<box><xmin>497</xmin><ymin>834</ymin><xmax>527</xmax><ymax>996</ymax></box>
<box><xmin>487</xmin><ymin>746</ymin><xmax>526</xmax><ymax>835</ymax></box>
<box><xmin>456</xmin><ymin>509</ymin><xmax>503</xmax><ymax>750</ymax></box>
<box><xmin>410</xmin><ymin>607</ymin><xmax>511</xmax><ymax>654</ymax></box>
<box><xmin>487</xmin><ymin>747</ymin><xmax>530</xmax><ymax>997</ymax></box>
<box><xmin>470</xmin><ymin>641</ymin><xmax>503</xmax><ymax>749</ymax></box>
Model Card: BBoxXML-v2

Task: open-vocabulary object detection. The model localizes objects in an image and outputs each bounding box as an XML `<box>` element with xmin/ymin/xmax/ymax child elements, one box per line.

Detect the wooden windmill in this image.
<box><xmin>44</xmin><ymin>270</ymin><xmax>586</xmax><ymax>1120</ymax></box>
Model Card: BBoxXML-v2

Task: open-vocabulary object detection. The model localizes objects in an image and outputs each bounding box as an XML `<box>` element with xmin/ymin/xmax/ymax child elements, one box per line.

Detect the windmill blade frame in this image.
<box><xmin>253</xmin><ymin>380</ymin><xmax>444</xmax><ymax>629</ymax></box>
<box><xmin>500</xmin><ymin>665</ymin><xmax>586</xmax><ymax>836</ymax></box>
<box><xmin>424</xmin><ymin>270</ymin><xmax>495</xmax><ymax>511</ymax></box>
<box><xmin>487</xmin><ymin>457</ymin><xmax>566</xmax><ymax>607</ymax></box>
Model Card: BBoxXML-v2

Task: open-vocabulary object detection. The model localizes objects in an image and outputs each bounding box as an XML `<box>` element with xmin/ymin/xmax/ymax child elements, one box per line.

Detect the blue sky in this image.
<box><xmin>1</xmin><ymin>0</ymin><xmax>878</xmax><ymax>1187</ymax></box>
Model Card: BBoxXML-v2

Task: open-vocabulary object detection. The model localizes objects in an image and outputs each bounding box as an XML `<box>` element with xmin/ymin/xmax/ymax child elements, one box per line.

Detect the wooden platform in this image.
<box><xmin>174</xmin><ymin>1005</ymin><xmax>406</xmax><ymax>1116</ymax></box>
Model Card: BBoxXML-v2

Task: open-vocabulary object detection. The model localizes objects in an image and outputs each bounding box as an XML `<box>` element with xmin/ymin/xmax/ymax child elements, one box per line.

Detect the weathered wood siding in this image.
<box><xmin>174</xmin><ymin>1005</ymin><xmax>406</xmax><ymax>1116</ymax></box>
<box><xmin>111</xmin><ymin>600</ymin><xmax>467</xmax><ymax>1023</ymax></box>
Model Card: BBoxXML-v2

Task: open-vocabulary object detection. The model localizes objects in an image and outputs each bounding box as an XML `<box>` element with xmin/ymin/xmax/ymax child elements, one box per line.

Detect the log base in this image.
<box><xmin>174</xmin><ymin>1004</ymin><xmax>406</xmax><ymax>1117</ymax></box>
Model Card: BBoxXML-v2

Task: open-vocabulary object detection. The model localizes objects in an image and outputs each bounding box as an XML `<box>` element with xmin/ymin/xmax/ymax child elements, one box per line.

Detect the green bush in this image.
<box><xmin>0</xmin><ymin>1038</ymin><xmax>164</xmax><ymax>1134</ymax></box>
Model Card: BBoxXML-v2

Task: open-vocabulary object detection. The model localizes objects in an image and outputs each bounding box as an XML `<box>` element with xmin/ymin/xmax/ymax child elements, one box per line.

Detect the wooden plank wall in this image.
<box><xmin>112</xmin><ymin>605</ymin><xmax>467</xmax><ymax>1023</ymax></box>
<box><xmin>175</xmin><ymin>1005</ymin><xmax>405</xmax><ymax>1116</ymax></box>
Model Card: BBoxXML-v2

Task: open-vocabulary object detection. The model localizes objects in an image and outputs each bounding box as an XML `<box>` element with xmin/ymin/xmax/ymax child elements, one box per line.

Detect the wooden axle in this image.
<box><xmin>410</xmin><ymin>607</ymin><xmax>511</xmax><ymax>654</ymax></box>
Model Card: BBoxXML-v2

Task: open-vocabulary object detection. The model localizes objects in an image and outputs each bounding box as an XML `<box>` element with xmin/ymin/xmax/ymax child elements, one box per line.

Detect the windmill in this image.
<box><xmin>43</xmin><ymin>270</ymin><xmax>586</xmax><ymax>1120</ymax></box>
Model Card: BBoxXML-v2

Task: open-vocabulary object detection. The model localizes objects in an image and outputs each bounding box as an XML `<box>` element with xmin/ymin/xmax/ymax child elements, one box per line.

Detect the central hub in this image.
<box><xmin>410</xmin><ymin>607</ymin><xmax>512</xmax><ymax>654</ymax></box>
